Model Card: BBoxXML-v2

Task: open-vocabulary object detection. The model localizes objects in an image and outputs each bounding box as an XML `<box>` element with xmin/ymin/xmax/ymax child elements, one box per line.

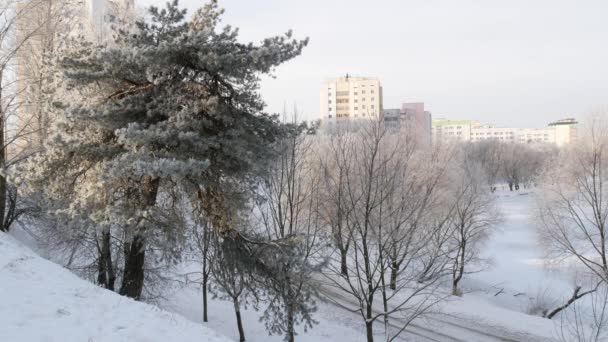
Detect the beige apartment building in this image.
<box><xmin>320</xmin><ymin>75</ymin><xmax>383</xmax><ymax>123</ymax></box>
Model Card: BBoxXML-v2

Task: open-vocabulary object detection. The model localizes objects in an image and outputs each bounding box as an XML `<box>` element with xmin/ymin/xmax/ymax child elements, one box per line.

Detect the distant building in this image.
<box><xmin>470</xmin><ymin>124</ymin><xmax>518</xmax><ymax>143</ymax></box>
<box><xmin>320</xmin><ymin>75</ymin><xmax>383</xmax><ymax>124</ymax></box>
<box><xmin>431</xmin><ymin>119</ymin><xmax>473</xmax><ymax>142</ymax></box>
<box><xmin>549</xmin><ymin>118</ymin><xmax>578</xmax><ymax>146</ymax></box>
<box><xmin>433</xmin><ymin>117</ymin><xmax>577</xmax><ymax>146</ymax></box>
<box><xmin>383</xmin><ymin>102</ymin><xmax>432</xmax><ymax>145</ymax></box>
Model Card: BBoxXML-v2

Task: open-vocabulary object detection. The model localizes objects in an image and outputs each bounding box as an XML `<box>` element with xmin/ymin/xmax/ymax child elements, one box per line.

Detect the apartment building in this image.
<box><xmin>431</xmin><ymin>119</ymin><xmax>473</xmax><ymax>142</ymax></box>
<box><xmin>470</xmin><ymin>125</ymin><xmax>517</xmax><ymax>142</ymax></box>
<box><xmin>433</xmin><ymin>118</ymin><xmax>577</xmax><ymax>146</ymax></box>
<box><xmin>320</xmin><ymin>75</ymin><xmax>383</xmax><ymax>123</ymax></box>
<box><xmin>550</xmin><ymin>118</ymin><xmax>578</xmax><ymax>146</ymax></box>
<box><xmin>383</xmin><ymin>102</ymin><xmax>432</xmax><ymax>145</ymax></box>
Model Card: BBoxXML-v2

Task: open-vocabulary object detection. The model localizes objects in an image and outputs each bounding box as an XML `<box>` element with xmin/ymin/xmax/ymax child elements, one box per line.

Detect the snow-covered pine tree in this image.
<box><xmin>24</xmin><ymin>0</ymin><xmax>307</xmax><ymax>300</ymax></box>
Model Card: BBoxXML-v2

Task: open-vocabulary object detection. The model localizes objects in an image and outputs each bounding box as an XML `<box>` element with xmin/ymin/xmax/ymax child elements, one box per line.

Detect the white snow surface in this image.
<box><xmin>1</xmin><ymin>189</ymin><xmax>581</xmax><ymax>341</ymax></box>
<box><xmin>0</xmin><ymin>233</ymin><xmax>230</xmax><ymax>342</ymax></box>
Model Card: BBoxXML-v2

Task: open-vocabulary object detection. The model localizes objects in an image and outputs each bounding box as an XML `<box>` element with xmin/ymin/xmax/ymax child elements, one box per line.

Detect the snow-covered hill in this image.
<box><xmin>0</xmin><ymin>233</ymin><xmax>229</xmax><ymax>342</ymax></box>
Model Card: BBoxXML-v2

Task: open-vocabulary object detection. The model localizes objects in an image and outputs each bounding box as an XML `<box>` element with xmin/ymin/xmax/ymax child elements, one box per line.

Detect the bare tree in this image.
<box><xmin>256</xmin><ymin>121</ymin><xmax>326</xmax><ymax>342</ymax></box>
<box><xmin>323</xmin><ymin>121</ymin><xmax>450</xmax><ymax>342</ymax></box>
<box><xmin>191</xmin><ymin>210</ymin><xmax>213</xmax><ymax>323</ymax></box>
<box><xmin>211</xmin><ymin>229</ymin><xmax>258</xmax><ymax>342</ymax></box>
<box><xmin>558</xmin><ymin>284</ymin><xmax>608</xmax><ymax>342</ymax></box>
<box><xmin>318</xmin><ymin>132</ymin><xmax>354</xmax><ymax>276</ymax></box>
<box><xmin>447</xmin><ymin>160</ymin><xmax>500</xmax><ymax>296</ymax></box>
<box><xmin>537</xmin><ymin>114</ymin><xmax>608</xmax><ymax>318</ymax></box>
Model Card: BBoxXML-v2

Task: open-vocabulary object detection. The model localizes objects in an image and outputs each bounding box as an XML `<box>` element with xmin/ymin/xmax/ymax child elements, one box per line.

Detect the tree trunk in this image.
<box><xmin>286</xmin><ymin>303</ymin><xmax>295</xmax><ymax>342</ymax></box>
<box><xmin>119</xmin><ymin>234</ymin><xmax>146</xmax><ymax>299</ymax></box>
<box><xmin>97</xmin><ymin>242</ymin><xmax>107</xmax><ymax>288</ymax></box>
<box><xmin>97</xmin><ymin>230</ymin><xmax>113</xmax><ymax>289</ymax></box>
<box><xmin>0</xmin><ymin>69</ymin><xmax>6</xmax><ymax>233</ymax></box>
<box><xmin>452</xmin><ymin>241</ymin><xmax>466</xmax><ymax>296</ymax></box>
<box><xmin>340</xmin><ymin>248</ymin><xmax>348</xmax><ymax>276</ymax></box>
<box><xmin>102</xmin><ymin>230</ymin><xmax>116</xmax><ymax>291</ymax></box>
<box><xmin>234</xmin><ymin>298</ymin><xmax>245</xmax><ymax>342</ymax></box>
<box><xmin>546</xmin><ymin>286</ymin><xmax>598</xmax><ymax>319</ymax></box>
<box><xmin>119</xmin><ymin>176</ymin><xmax>159</xmax><ymax>299</ymax></box>
<box><xmin>389</xmin><ymin>260</ymin><xmax>398</xmax><ymax>290</ymax></box>
<box><xmin>366</xmin><ymin>321</ymin><xmax>374</xmax><ymax>342</ymax></box>
<box><xmin>202</xmin><ymin>273</ymin><xmax>208</xmax><ymax>322</ymax></box>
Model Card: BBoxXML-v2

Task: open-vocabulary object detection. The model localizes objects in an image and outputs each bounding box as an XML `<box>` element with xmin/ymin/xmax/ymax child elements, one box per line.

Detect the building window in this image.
<box><xmin>371</xmin><ymin>90</ymin><xmax>375</xmax><ymax>94</ymax></box>
<box><xmin>328</xmin><ymin>115</ymin><xmax>332</xmax><ymax>118</ymax></box>
<box><xmin>354</xmin><ymin>92</ymin><xmax>357</xmax><ymax>95</ymax></box>
<box><xmin>354</xmin><ymin>107</ymin><xmax>358</xmax><ymax>110</ymax></box>
<box><xmin>371</xmin><ymin>97</ymin><xmax>374</xmax><ymax>101</ymax></box>
<box><xmin>328</xmin><ymin>100</ymin><xmax>332</xmax><ymax>104</ymax></box>
<box><xmin>328</xmin><ymin>107</ymin><xmax>332</xmax><ymax>111</ymax></box>
<box><xmin>362</xmin><ymin>90</ymin><xmax>366</xmax><ymax>94</ymax></box>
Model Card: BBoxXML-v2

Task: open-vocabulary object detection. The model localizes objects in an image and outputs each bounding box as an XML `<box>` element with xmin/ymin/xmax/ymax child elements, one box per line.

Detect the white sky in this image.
<box><xmin>139</xmin><ymin>0</ymin><xmax>608</xmax><ymax>128</ymax></box>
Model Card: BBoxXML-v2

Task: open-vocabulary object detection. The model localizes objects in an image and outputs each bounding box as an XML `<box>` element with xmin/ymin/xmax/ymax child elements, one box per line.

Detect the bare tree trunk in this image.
<box><xmin>340</xmin><ymin>248</ymin><xmax>348</xmax><ymax>276</ymax></box>
<box><xmin>546</xmin><ymin>285</ymin><xmax>598</xmax><ymax>319</ymax></box>
<box><xmin>119</xmin><ymin>234</ymin><xmax>146</xmax><ymax>299</ymax></box>
<box><xmin>366</xmin><ymin>321</ymin><xmax>374</xmax><ymax>342</ymax></box>
<box><xmin>390</xmin><ymin>246</ymin><xmax>398</xmax><ymax>290</ymax></box>
<box><xmin>119</xmin><ymin>176</ymin><xmax>159</xmax><ymax>299</ymax></box>
<box><xmin>202</xmin><ymin>273</ymin><xmax>208</xmax><ymax>322</ymax></box>
<box><xmin>234</xmin><ymin>298</ymin><xmax>245</xmax><ymax>342</ymax></box>
<box><xmin>452</xmin><ymin>240</ymin><xmax>466</xmax><ymax>296</ymax></box>
<box><xmin>0</xmin><ymin>69</ymin><xmax>6</xmax><ymax>233</ymax></box>
<box><xmin>286</xmin><ymin>300</ymin><xmax>295</xmax><ymax>342</ymax></box>
<box><xmin>97</xmin><ymin>239</ymin><xmax>107</xmax><ymax>287</ymax></box>
<box><xmin>102</xmin><ymin>230</ymin><xmax>115</xmax><ymax>291</ymax></box>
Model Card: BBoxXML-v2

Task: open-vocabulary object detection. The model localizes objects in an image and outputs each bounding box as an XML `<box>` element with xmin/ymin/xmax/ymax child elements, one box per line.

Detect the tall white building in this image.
<box><xmin>320</xmin><ymin>75</ymin><xmax>383</xmax><ymax>124</ymax></box>
<box><xmin>550</xmin><ymin>118</ymin><xmax>578</xmax><ymax>146</ymax></box>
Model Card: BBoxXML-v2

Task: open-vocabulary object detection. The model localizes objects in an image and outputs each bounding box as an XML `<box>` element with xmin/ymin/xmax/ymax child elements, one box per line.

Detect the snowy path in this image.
<box><xmin>317</xmin><ymin>284</ymin><xmax>554</xmax><ymax>342</ymax></box>
<box><xmin>467</xmin><ymin>191</ymin><xmax>574</xmax><ymax>312</ymax></box>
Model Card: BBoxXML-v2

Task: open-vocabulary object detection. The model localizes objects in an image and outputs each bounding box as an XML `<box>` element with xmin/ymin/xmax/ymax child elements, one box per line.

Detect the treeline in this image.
<box><xmin>465</xmin><ymin>139</ymin><xmax>557</xmax><ymax>191</ymax></box>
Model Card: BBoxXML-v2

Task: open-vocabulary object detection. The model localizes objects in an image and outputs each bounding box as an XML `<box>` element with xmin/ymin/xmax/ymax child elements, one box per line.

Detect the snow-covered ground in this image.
<box><xmin>463</xmin><ymin>191</ymin><xmax>577</xmax><ymax>313</ymax></box>
<box><xmin>158</xmin><ymin>190</ymin><xmax>570</xmax><ymax>342</ymax></box>
<box><xmin>162</xmin><ymin>286</ymin><xmax>370</xmax><ymax>342</ymax></box>
<box><xmin>2</xmin><ymin>189</ymin><xmax>581</xmax><ymax>341</ymax></box>
<box><xmin>0</xmin><ymin>233</ymin><xmax>230</xmax><ymax>342</ymax></box>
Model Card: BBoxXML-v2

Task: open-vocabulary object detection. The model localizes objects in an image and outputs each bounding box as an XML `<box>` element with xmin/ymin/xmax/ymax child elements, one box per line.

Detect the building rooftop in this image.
<box><xmin>432</xmin><ymin>120</ymin><xmax>472</xmax><ymax>127</ymax></box>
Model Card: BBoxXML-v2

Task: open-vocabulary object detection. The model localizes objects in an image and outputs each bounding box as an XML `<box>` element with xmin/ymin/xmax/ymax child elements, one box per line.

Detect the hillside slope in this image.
<box><xmin>0</xmin><ymin>233</ymin><xmax>229</xmax><ymax>342</ymax></box>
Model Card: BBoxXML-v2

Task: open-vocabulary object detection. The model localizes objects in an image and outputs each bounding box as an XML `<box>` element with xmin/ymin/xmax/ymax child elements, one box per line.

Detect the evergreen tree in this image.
<box><xmin>24</xmin><ymin>0</ymin><xmax>307</xmax><ymax>300</ymax></box>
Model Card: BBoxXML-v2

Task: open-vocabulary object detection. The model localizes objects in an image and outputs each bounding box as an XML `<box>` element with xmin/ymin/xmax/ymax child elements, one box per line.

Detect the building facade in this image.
<box><xmin>433</xmin><ymin>118</ymin><xmax>577</xmax><ymax>146</ymax></box>
<box><xmin>383</xmin><ymin>102</ymin><xmax>432</xmax><ymax>145</ymax></box>
<box><xmin>550</xmin><ymin>118</ymin><xmax>578</xmax><ymax>146</ymax></box>
<box><xmin>320</xmin><ymin>75</ymin><xmax>383</xmax><ymax>124</ymax></box>
<box><xmin>431</xmin><ymin>119</ymin><xmax>473</xmax><ymax>142</ymax></box>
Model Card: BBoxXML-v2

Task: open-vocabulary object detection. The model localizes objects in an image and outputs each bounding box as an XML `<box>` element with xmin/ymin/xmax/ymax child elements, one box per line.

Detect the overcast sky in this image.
<box><xmin>140</xmin><ymin>0</ymin><xmax>608</xmax><ymax>128</ymax></box>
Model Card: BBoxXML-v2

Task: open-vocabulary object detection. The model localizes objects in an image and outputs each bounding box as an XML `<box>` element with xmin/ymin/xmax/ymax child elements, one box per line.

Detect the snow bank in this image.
<box><xmin>0</xmin><ymin>234</ymin><xmax>230</xmax><ymax>342</ymax></box>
